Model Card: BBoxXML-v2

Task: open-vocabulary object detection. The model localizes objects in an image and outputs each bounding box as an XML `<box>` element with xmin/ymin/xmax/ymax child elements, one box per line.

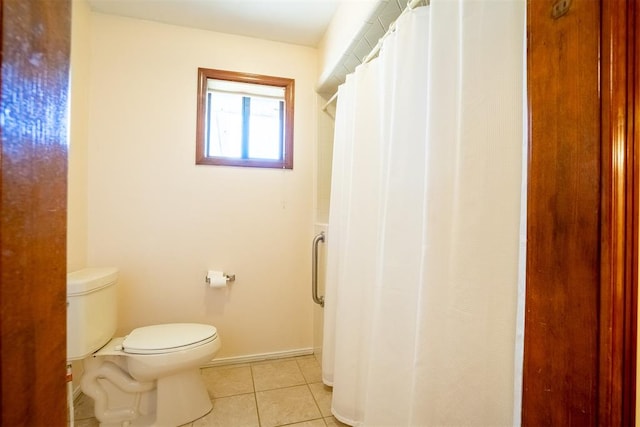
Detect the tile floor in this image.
<box><xmin>72</xmin><ymin>355</ymin><xmax>350</xmax><ymax>427</ymax></box>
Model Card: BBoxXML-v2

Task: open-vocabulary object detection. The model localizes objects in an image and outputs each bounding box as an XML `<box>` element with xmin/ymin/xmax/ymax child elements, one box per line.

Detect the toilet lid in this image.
<box><xmin>122</xmin><ymin>323</ymin><xmax>217</xmax><ymax>354</ymax></box>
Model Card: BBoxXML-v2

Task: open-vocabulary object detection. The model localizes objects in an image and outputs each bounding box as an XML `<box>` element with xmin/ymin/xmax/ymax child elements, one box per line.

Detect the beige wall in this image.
<box><xmin>84</xmin><ymin>13</ymin><xmax>318</xmax><ymax>359</ymax></box>
<box><xmin>68</xmin><ymin>0</ymin><xmax>91</xmax><ymax>272</ymax></box>
<box><xmin>316</xmin><ymin>0</ymin><xmax>378</xmax><ymax>94</ymax></box>
<box><xmin>315</xmin><ymin>100</ymin><xmax>335</xmax><ymax>224</ymax></box>
<box><xmin>68</xmin><ymin>0</ymin><xmax>93</xmax><ymax>390</ymax></box>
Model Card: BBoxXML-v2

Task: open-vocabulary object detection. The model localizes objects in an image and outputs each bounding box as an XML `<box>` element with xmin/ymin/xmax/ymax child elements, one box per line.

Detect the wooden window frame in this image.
<box><xmin>195</xmin><ymin>68</ymin><xmax>294</xmax><ymax>169</ymax></box>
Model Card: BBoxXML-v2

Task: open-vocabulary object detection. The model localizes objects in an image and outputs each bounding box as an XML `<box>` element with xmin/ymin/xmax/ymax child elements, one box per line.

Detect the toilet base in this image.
<box><xmin>83</xmin><ymin>357</ymin><xmax>213</xmax><ymax>427</ymax></box>
<box><xmin>154</xmin><ymin>368</ymin><xmax>213</xmax><ymax>426</ymax></box>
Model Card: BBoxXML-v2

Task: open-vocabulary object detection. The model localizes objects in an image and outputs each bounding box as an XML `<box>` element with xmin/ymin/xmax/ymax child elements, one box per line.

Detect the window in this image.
<box><xmin>196</xmin><ymin>68</ymin><xmax>294</xmax><ymax>169</ymax></box>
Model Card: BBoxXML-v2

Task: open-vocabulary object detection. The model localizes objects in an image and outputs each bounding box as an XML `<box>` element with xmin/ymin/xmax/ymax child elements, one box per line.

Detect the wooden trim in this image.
<box><xmin>599</xmin><ymin>0</ymin><xmax>637</xmax><ymax>424</ymax></box>
<box><xmin>0</xmin><ymin>0</ymin><xmax>70</xmax><ymax>424</ymax></box>
<box><xmin>195</xmin><ymin>67</ymin><xmax>295</xmax><ymax>169</ymax></box>
<box><xmin>630</xmin><ymin>5</ymin><xmax>640</xmax><ymax>425</ymax></box>
<box><xmin>523</xmin><ymin>0</ymin><xmax>601</xmax><ymax>423</ymax></box>
<box><xmin>524</xmin><ymin>0</ymin><xmax>637</xmax><ymax>423</ymax></box>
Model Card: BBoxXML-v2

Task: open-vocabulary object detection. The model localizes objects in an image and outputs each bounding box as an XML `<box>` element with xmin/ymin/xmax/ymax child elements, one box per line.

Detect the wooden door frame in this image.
<box><xmin>600</xmin><ymin>0</ymin><xmax>638</xmax><ymax>424</ymax></box>
<box><xmin>0</xmin><ymin>0</ymin><xmax>70</xmax><ymax>424</ymax></box>
<box><xmin>524</xmin><ymin>0</ymin><xmax>637</xmax><ymax>424</ymax></box>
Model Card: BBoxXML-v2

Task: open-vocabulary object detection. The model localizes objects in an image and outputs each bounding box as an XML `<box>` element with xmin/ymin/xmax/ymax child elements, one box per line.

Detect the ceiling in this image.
<box><xmin>87</xmin><ymin>0</ymin><xmax>343</xmax><ymax>47</ymax></box>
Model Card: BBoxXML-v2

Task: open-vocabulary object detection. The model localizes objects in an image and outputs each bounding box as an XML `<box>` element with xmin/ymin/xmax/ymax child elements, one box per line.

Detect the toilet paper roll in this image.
<box><xmin>206</xmin><ymin>271</ymin><xmax>227</xmax><ymax>288</ymax></box>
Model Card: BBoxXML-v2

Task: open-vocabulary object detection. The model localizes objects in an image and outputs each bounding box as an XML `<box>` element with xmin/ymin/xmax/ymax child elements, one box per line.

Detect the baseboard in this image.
<box><xmin>202</xmin><ymin>347</ymin><xmax>314</xmax><ymax>367</ymax></box>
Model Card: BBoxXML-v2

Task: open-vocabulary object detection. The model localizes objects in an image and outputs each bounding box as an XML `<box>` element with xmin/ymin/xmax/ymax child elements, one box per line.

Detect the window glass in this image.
<box><xmin>207</xmin><ymin>91</ymin><xmax>242</xmax><ymax>158</ymax></box>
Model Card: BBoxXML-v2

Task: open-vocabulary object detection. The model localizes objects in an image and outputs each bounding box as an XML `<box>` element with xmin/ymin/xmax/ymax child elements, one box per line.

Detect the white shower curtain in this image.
<box><xmin>322</xmin><ymin>1</ymin><xmax>525</xmax><ymax>426</ymax></box>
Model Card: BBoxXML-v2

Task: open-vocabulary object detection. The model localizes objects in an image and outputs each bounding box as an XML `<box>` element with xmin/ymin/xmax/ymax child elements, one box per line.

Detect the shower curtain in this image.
<box><xmin>322</xmin><ymin>1</ymin><xmax>525</xmax><ymax>426</ymax></box>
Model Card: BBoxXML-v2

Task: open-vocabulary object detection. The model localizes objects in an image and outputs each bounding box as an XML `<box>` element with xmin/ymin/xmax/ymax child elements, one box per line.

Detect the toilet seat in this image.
<box><xmin>123</xmin><ymin>323</ymin><xmax>218</xmax><ymax>355</ymax></box>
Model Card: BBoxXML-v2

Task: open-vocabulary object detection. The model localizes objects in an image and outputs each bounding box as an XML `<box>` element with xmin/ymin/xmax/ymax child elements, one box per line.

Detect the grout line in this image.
<box><xmin>276</xmin><ymin>418</ymin><xmax>327</xmax><ymax>427</ymax></box>
<box><xmin>306</xmin><ymin>382</ymin><xmax>325</xmax><ymax>423</ymax></box>
<box><xmin>250</xmin><ymin>364</ymin><xmax>263</xmax><ymax>427</ymax></box>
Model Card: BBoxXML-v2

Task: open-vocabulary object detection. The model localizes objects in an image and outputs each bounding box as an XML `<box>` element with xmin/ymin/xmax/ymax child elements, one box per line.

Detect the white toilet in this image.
<box><xmin>67</xmin><ymin>267</ymin><xmax>221</xmax><ymax>426</ymax></box>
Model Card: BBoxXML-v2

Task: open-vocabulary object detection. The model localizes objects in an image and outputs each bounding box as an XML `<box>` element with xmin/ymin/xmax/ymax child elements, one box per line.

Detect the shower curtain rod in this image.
<box><xmin>321</xmin><ymin>0</ymin><xmax>428</xmax><ymax>112</ymax></box>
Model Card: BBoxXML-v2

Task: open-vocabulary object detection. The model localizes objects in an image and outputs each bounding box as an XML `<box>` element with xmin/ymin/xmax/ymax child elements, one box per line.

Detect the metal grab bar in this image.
<box><xmin>312</xmin><ymin>231</ymin><xmax>325</xmax><ymax>307</ymax></box>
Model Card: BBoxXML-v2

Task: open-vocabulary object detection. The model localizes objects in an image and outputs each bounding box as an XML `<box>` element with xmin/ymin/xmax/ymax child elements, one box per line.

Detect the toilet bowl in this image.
<box><xmin>119</xmin><ymin>323</ymin><xmax>220</xmax><ymax>381</ymax></box>
<box><xmin>67</xmin><ymin>268</ymin><xmax>221</xmax><ymax>427</ymax></box>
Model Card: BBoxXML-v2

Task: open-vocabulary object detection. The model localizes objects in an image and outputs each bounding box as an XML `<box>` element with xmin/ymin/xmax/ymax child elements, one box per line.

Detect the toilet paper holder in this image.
<box><xmin>205</xmin><ymin>272</ymin><xmax>235</xmax><ymax>284</ymax></box>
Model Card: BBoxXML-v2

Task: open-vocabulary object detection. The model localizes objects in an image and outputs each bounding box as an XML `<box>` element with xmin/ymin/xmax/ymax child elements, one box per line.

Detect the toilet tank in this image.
<box><xmin>67</xmin><ymin>267</ymin><xmax>119</xmax><ymax>361</ymax></box>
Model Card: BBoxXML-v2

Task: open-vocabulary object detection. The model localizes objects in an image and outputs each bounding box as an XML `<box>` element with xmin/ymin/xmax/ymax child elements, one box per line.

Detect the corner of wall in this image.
<box><xmin>67</xmin><ymin>0</ymin><xmax>92</xmax><ymax>272</ymax></box>
<box><xmin>315</xmin><ymin>0</ymin><xmax>381</xmax><ymax>95</ymax></box>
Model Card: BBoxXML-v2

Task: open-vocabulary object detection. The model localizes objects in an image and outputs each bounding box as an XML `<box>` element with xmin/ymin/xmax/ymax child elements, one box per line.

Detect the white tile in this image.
<box><xmin>287</xmin><ymin>419</ymin><xmax>327</xmax><ymax>427</ymax></box>
<box><xmin>208</xmin><ymin>393</ymin><xmax>259</xmax><ymax>427</ymax></box>
<box><xmin>201</xmin><ymin>365</ymin><xmax>254</xmax><ymax>398</ymax></box>
<box><xmin>308</xmin><ymin>382</ymin><xmax>333</xmax><ymax>417</ymax></box>
<box><xmin>251</xmin><ymin>360</ymin><xmax>305</xmax><ymax>391</ymax></box>
<box><xmin>296</xmin><ymin>356</ymin><xmax>322</xmax><ymax>384</ymax></box>
<box><xmin>256</xmin><ymin>385</ymin><xmax>322</xmax><ymax>427</ymax></box>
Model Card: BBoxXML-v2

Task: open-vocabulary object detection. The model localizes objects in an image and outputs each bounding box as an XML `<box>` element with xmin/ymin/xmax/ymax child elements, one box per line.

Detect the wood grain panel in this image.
<box><xmin>0</xmin><ymin>0</ymin><xmax>70</xmax><ymax>424</ymax></box>
<box><xmin>523</xmin><ymin>0</ymin><xmax>601</xmax><ymax>424</ymax></box>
